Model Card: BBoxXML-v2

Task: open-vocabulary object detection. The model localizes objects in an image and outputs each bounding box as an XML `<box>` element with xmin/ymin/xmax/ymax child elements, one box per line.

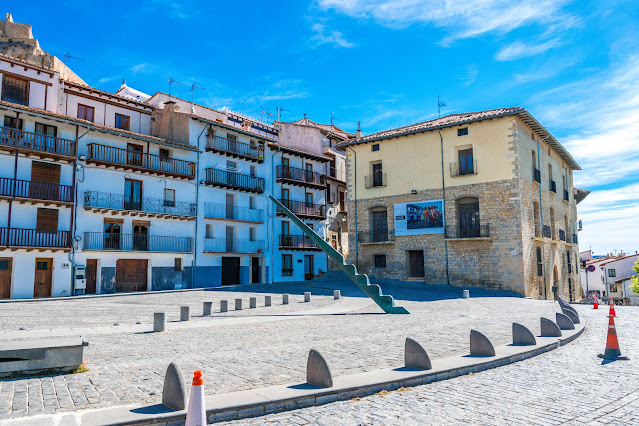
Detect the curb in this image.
<box><xmin>15</xmin><ymin>320</ymin><xmax>585</xmax><ymax>425</ymax></box>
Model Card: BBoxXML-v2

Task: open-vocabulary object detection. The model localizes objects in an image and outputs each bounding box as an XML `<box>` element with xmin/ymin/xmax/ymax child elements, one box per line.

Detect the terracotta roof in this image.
<box><xmin>267</xmin><ymin>143</ymin><xmax>331</xmax><ymax>162</ymax></box>
<box><xmin>64</xmin><ymin>80</ymin><xmax>154</xmax><ymax>109</ymax></box>
<box><xmin>615</xmin><ymin>275</ymin><xmax>636</xmax><ymax>284</ymax></box>
<box><xmin>344</xmin><ymin>107</ymin><xmax>580</xmax><ymax>170</ymax></box>
<box><xmin>0</xmin><ymin>100</ymin><xmax>197</xmax><ymax>151</ymax></box>
<box><xmin>574</xmin><ymin>187</ymin><xmax>590</xmax><ymax>204</ymax></box>
<box><xmin>0</xmin><ymin>53</ymin><xmax>56</xmax><ymax>76</ymax></box>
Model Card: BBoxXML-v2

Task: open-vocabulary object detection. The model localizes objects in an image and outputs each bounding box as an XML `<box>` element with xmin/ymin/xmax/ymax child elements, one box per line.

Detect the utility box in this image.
<box><xmin>74</xmin><ymin>266</ymin><xmax>86</xmax><ymax>291</ymax></box>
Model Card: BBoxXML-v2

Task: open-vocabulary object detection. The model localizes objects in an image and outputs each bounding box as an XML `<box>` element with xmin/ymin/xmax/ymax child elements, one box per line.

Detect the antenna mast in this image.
<box><xmin>437</xmin><ymin>95</ymin><xmax>447</xmax><ymax>118</ymax></box>
<box><xmin>168</xmin><ymin>77</ymin><xmax>183</xmax><ymax>99</ymax></box>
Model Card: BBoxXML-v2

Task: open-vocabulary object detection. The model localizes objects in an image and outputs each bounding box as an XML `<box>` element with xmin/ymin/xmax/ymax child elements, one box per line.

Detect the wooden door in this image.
<box><xmin>408</xmin><ymin>251</ymin><xmax>425</xmax><ymax>278</ymax></box>
<box><xmin>304</xmin><ymin>255</ymin><xmax>314</xmax><ymax>280</ymax></box>
<box><xmin>85</xmin><ymin>259</ymin><xmax>97</xmax><ymax>294</ymax></box>
<box><xmin>115</xmin><ymin>259</ymin><xmax>147</xmax><ymax>292</ymax></box>
<box><xmin>0</xmin><ymin>258</ymin><xmax>11</xmax><ymax>298</ymax></box>
<box><xmin>34</xmin><ymin>258</ymin><xmax>52</xmax><ymax>298</ymax></box>
<box><xmin>221</xmin><ymin>257</ymin><xmax>240</xmax><ymax>285</ymax></box>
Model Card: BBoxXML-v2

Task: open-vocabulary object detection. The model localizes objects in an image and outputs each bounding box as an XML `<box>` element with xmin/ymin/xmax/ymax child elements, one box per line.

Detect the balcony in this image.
<box><xmin>573</xmin><ymin>233</ymin><xmax>578</xmax><ymax>244</ymax></box>
<box><xmin>279</xmin><ymin>235</ymin><xmax>321</xmax><ymax>251</ymax></box>
<box><xmin>206</xmin><ymin>135</ymin><xmax>264</xmax><ymax>162</ymax></box>
<box><xmin>84</xmin><ymin>191</ymin><xmax>196</xmax><ymax>219</ymax></box>
<box><xmin>0</xmin><ymin>227</ymin><xmax>71</xmax><ymax>250</ymax></box>
<box><xmin>83</xmin><ymin>232</ymin><xmax>193</xmax><ymax>253</ymax></box>
<box><xmin>542</xmin><ymin>225</ymin><xmax>551</xmax><ymax>239</ymax></box>
<box><xmin>558</xmin><ymin>229</ymin><xmax>566</xmax><ymax>242</ymax></box>
<box><xmin>446</xmin><ymin>223</ymin><xmax>490</xmax><ymax>239</ymax></box>
<box><xmin>549</xmin><ymin>179</ymin><xmax>557</xmax><ymax>193</ymax></box>
<box><xmin>277</xmin><ymin>199</ymin><xmax>326</xmax><ymax>220</ymax></box>
<box><xmin>203</xmin><ymin>238</ymin><xmax>265</xmax><ymax>253</ymax></box>
<box><xmin>0</xmin><ymin>177</ymin><xmax>73</xmax><ymax>206</ymax></box>
<box><xmin>364</xmin><ymin>173</ymin><xmax>387</xmax><ymax>188</ymax></box>
<box><xmin>276</xmin><ymin>165</ymin><xmax>325</xmax><ymax>189</ymax></box>
<box><xmin>358</xmin><ymin>230</ymin><xmax>394</xmax><ymax>244</ymax></box>
<box><xmin>0</xmin><ymin>126</ymin><xmax>75</xmax><ymax>160</ymax></box>
<box><xmin>86</xmin><ymin>143</ymin><xmax>196</xmax><ymax>180</ymax></box>
<box><xmin>533</xmin><ymin>168</ymin><xmax>541</xmax><ymax>184</ymax></box>
<box><xmin>564</xmin><ymin>190</ymin><xmax>569</xmax><ymax>202</ymax></box>
<box><xmin>204</xmin><ymin>203</ymin><xmax>264</xmax><ymax>223</ymax></box>
<box><xmin>326</xmin><ymin>167</ymin><xmax>346</xmax><ymax>182</ymax></box>
<box><xmin>450</xmin><ymin>160</ymin><xmax>478</xmax><ymax>177</ymax></box>
<box><xmin>204</xmin><ymin>168</ymin><xmax>264</xmax><ymax>193</ymax></box>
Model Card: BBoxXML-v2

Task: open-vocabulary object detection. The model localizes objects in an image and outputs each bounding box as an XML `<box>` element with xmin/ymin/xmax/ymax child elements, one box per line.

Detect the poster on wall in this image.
<box><xmin>394</xmin><ymin>199</ymin><xmax>445</xmax><ymax>236</ymax></box>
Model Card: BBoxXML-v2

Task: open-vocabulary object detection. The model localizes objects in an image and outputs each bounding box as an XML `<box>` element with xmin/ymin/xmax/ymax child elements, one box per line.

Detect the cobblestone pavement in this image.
<box><xmin>223</xmin><ymin>304</ymin><xmax>639</xmax><ymax>425</ymax></box>
<box><xmin>0</xmin><ymin>282</ymin><xmax>558</xmax><ymax>420</ymax></box>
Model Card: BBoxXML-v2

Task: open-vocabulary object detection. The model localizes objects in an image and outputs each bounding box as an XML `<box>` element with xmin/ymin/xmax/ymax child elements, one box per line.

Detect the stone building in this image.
<box><xmin>342</xmin><ymin>107</ymin><xmax>588</xmax><ymax>300</ymax></box>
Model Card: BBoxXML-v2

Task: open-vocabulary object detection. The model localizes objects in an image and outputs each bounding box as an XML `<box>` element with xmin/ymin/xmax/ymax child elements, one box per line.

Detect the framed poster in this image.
<box><xmin>394</xmin><ymin>199</ymin><xmax>445</xmax><ymax>236</ymax></box>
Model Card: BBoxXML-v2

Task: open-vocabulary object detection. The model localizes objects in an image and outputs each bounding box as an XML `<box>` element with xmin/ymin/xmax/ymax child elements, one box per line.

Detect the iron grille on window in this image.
<box><xmin>1</xmin><ymin>76</ymin><xmax>28</xmax><ymax>105</ymax></box>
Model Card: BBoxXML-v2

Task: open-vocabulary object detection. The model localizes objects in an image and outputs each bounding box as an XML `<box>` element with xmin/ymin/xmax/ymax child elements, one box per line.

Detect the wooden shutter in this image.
<box><xmin>36</xmin><ymin>208</ymin><xmax>58</xmax><ymax>232</ymax></box>
<box><xmin>31</xmin><ymin>162</ymin><xmax>61</xmax><ymax>184</ymax></box>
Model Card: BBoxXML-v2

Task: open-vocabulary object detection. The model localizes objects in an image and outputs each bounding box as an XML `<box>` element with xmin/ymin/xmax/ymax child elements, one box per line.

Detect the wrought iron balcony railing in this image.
<box><xmin>206</xmin><ymin>135</ymin><xmax>264</xmax><ymax>162</ymax></box>
<box><xmin>83</xmin><ymin>191</ymin><xmax>196</xmax><ymax>217</ymax></box>
<box><xmin>450</xmin><ymin>160</ymin><xmax>478</xmax><ymax>177</ymax></box>
<box><xmin>0</xmin><ymin>126</ymin><xmax>75</xmax><ymax>158</ymax></box>
<box><xmin>446</xmin><ymin>223</ymin><xmax>490</xmax><ymax>239</ymax></box>
<box><xmin>277</xmin><ymin>199</ymin><xmax>326</xmax><ymax>219</ymax></box>
<box><xmin>364</xmin><ymin>173</ymin><xmax>387</xmax><ymax>188</ymax></box>
<box><xmin>542</xmin><ymin>224</ymin><xmax>551</xmax><ymax>239</ymax></box>
<box><xmin>0</xmin><ymin>177</ymin><xmax>73</xmax><ymax>204</ymax></box>
<box><xmin>279</xmin><ymin>234</ymin><xmax>320</xmax><ymax>250</ymax></box>
<box><xmin>357</xmin><ymin>230</ymin><xmax>394</xmax><ymax>244</ymax></box>
<box><xmin>533</xmin><ymin>168</ymin><xmax>541</xmax><ymax>184</ymax></box>
<box><xmin>0</xmin><ymin>227</ymin><xmax>71</xmax><ymax>248</ymax></box>
<box><xmin>203</xmin><ymin>203</ymin><xmax>264</xmax><ymax>222</ymax></box>
<box><xmin>203</xmin><ymin>238</ymin><xmax>265</xmax><ymax>253</ymax></box>
<box><xmin>86</xmin><ymin>143</ymin><xmax>196</xmax><ymax>179</ymax></box>
<box><xmin>204</xmin><ymin>168</ymin><xmax>264</xmax><ymax>193</ymax></box>
<box><xmin>550</xmin><ymin>179</ymin><xmax>557</xmax><ymax>193</ymax></box>
<box><xmin>559</xmin><ymin>229</ymin><xmax>566</xmax><ymax>241</ymax></box>
<box><xmin>83</xmin><ymin>232</ymin><xmax>193</xmax><ymax>252</ymax></box>
<box><xmin>276</xmin><ymin>165</ymin><xmax>325</xmax><ymax>188</ymax></box>
<box><xmin>564</xmin><ymin>190</ymin><xmax>569</xmax><ymax>201</ymax></box>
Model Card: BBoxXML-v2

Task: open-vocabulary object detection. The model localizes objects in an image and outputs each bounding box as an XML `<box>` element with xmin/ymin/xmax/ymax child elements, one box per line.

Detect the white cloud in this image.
<box><xmin>317</xmin><ymin>0</ymin><xmax>575</xmax><ymax>44</ymax></box>
<box><xmin>310</xmin><ymin>23</ymin><xmax>355</xmax><ymax>48</ymax></box>
<box><xmin>461</xmin><ymin>65</ymin><xmax>478</xmax><ymax>87</ymax></box>
<box><xmin>495</xmin><ymin>39</ymin><xmax>559</xmax><ymax>61</ymax></box>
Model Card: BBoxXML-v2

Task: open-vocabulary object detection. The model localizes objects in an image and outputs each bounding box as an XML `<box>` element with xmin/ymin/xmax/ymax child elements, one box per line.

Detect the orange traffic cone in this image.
<box><xmin>597</xmin><ymin>314</ymin><xmax>628</xmax><ymax>360</ymax></box>
<box><xmin>609</xmin><ymin>299</ymin><xmax>616</xmax><ymax>317</ymax></box>
<box><xmin>593</xmin><ymin>299</ymin><xmax>598</xmax><ymax>309</ymax></box>
<box><xmin>185</xmin><ymin>371</ymin><xmax>206</xmax><ymax>426</ymax></box>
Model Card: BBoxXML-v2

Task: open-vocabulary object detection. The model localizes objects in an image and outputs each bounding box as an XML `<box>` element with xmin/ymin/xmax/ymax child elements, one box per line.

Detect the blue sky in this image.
<box><xmin>7</xmin><ymin>1</ymin><xmax>639</xmax><ymax>255</ymax></box>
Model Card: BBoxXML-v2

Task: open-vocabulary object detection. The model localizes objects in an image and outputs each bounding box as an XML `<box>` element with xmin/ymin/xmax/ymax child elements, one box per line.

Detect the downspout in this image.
<box><xmin>69</xmin><ymin>126</ymin><xmax>90</xmax><ymax>295</ymax></box>
<box><xmin>270</xmin><ymin>145</ymin><xmax>283</xmax><ymax>284</ymax></box>
<box><xmin>437</xmin><ymin>129</ymin><xmax>450</xmax><ymax>286</ymax></box>
<box><xmin>346</xmin><ymin>145</ymin><xmax>358</xmax><ymax>269</ymax></box>
<box><xmin>537</xmin><ymin>135</ymin><xmax>551</xmax><ymax>299</ymax></box>
<box><xmin>192</xmin><ymin>124</ymin><xmax>207</xmax><ymax>288</ymax></box>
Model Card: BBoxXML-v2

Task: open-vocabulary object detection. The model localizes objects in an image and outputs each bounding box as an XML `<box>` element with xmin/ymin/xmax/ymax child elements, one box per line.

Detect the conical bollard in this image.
<box><xmin>185</xmin><ymin>370</ymin><xmax>206</xmax><ymax>426</ymax></box>
<box><xmin>609</xmin><ymin>299</ymin><xmax>616</xmax><ymax>317</ymax></box>
<box><xmin>597</xmin><ymin>315</ymin><xmax>629</xmax><ymax>361</ymax></box>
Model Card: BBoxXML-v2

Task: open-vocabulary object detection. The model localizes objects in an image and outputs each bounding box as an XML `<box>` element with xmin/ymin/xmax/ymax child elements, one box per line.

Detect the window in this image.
<box><xmin>536</xmin><ymin>247</ymin><xmax>543</xmax><ymax>276</ymax></box>
<box><xmin>3</xmin><ymin>116</ymin><xmax>23</xmax><ymax>129</ymax></box>
<box><xmin>608</xmin><ymin>269</ymin><xmax>616</xmax><ymax>277</ymax></box>
<box><xmin>115</xmin><ymin>113</ymin><xmax>131</xmax><ymax>130</ymax></box>
<box><xmin>458</xmin><ymin>148</ymin><xmax>474</xmax><ymax>175</ymax></box>
<box><xmin>77</xmin><ymin>104</ymin><xmax>95</xmax><ymax>122</ymax></box>
<box><xmin>0</xmin><ymin>260</ymin><xmax>9</xmax><ymax>270</ymax></box>
<box><xmin>1</xmin><ymin>75</ymin><xmax>29</xmax><ymax>105</ymax></box>
<box><xmin>174</xmin><ymin>258</ymin><xmax>182</xmax><ymax>271</ymax></box>
<box><xmin>374</xmin><ymin>254</ymin><xmax>386</xmax><ymax>268</ymax></box>
<box><xmin>305</xmin><ymin>192</ymin><xmax>313</xmax><ymax>206</ymax></box>
<box><xmin>164</xmin><ymin>189</ymin><xmax>175</xmax><ymax>207</ymax></box>
<box><xmin>548</xmin><ymin>164</ymin><xmax>556</xmax><ymax>192</ymax></box>
<box><xmin>282</xmin><ymin>254</ymin><xmax>293</xmax><ymax>276</ymax></box>
<box><xmin>566</xmin><ymin>252</ymin><xmax>572</xmax><ymax>273</ymax></box>
<box><xmin>36</xmin><ymin>261</ymin><xmax>48</xmax><ymax>271</ymax></box>
<box><xmin>457</xmin><ymin>197</ymin><xmax>480</xmax><ymax>237</ymax></box>
<box><xmin>159</xmin><ymin>148</ymin><xmax>170</xmax><ymax>162</ymax></box>
<box><xmin>457</xmin><ymin>128</ymin><xmax>468</xmax><ymax>136</ymax></box>
<box><xmin>127</xmin><ymin>144</ymin><xmax>143</xmax><ymax>166</ymax></box>
<box><xmin>205</xmin><ymin>224</ymin><xmax>214</xmax><ymax>238</ymax></box>
<box><xmin>124</xmin><ymin>179</ymin><xmax>142</xmax><ymax>210</ymax></box>
<box><xmin>35</xmin><ymin>123</ymin><xmax>57</xmax><ymax>138</ymax></box>
<box><xmin>104</xmin><ymin>219</ymin><xmax>122</xmax><ymax>250</ymax></box>
<box><xmin>372</xmin><ymin>144</ymin><xmax>380</xmax><ymax>152</ymax></box>
<box><xmin>249</xmin><ymin>227</ymin><xmax>256</xmax><ymax>241</ymax></box>
<box><xmin>227</xmin><ymin>134</ymin><xmax>237</xmax><ymax>141</ymax></box>
<box><xmin>371</xmin><ymin>208</ymin><xmax>388</xmax><ymax>242</ymax></box>
<box><xmin>372</xmin><ymin>162</ymin><xmax>383</xmax><ymax>187</ymax></box>
<box><xmin>36</xmin><ymin>208</ymin><xmax>59</xmax><ymax>232</ymax></box>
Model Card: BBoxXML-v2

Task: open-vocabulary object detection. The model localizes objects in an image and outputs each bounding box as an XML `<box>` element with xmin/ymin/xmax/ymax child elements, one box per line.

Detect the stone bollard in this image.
<box><xmin>556</xmin><ymin>312</ymin><xmax>575</xmax><ymax>330</ymax></box>
<box><xmin>153</xmin><ymin>312</ymin><xmax>166</xmax><ymax>332</ymax></box>
<box><xmin>180</xmin><ymin>306</ymin><xmax>190</xmax><ymax>321</ymax></box>
<box><xmin>512</xmin><ymin>323</ymin><xmax>536</xmax><ymax>346</ymax></box>
<box><xmin>304</xmin><ymin>292</ymin><xmax>311</xmax><ymax>302</ymax></box>
<box><xmin>463</xmin><ymin>290</ymin><xmax>470</xmax><ymax>299</ymax></box>
<box><xmin>470</xmin><ymin>330</ymin><xmax>495</xmax><ymax>357</ymax></box>
<box><xmin>162</xmin><ymin>362</ymin><xmax>186</xmax><ymax>410</ymax></box>
<box><xmin>203</xmin><ymin>302</ymin><xmax>212</xmax><ymax>316</ymax></box>
<box><xmin>306</xmin><ymin>349</ymin><xmax>333</xmax><ymax>388</ymax></box>
<box><xmin>235</xmin><ymin>299</ymin><xmax>243</xmax><ymax>311</ymax></box>
<box><xmin>265</xmin><ymin>295</ymin><xmax>272</xmax><ymax>307</ymax></box>
<box><xmin>404</xmin><ymin>338</ymin><xmax>432</xmax><ymax>370</ymax></box>
<box><xmin>283</xmin><ymin>294</ymin><xmax>289</xmax><ymax>305</ymax></box>
<box><xmin>220</xmin><ymin>300</ymin><xmax>228</xmax><ymax>313</ymax></box>
<box><xmin>540</xmin><ymin>317</ymin><xmax>562</xmax><ymax>337</ymax></box>
<box><xmin>562</xmin><ymin>308</ymin><xmax>580</xmax><ymax>324</ymax></box>
<box><xmin>334</xmin><ymin>290</ymin><xmax>340</xmax><ymax>300</ymax></box>
<box><xmin>250</xmin><ymin>297</ymin><xmax>257</xmax><ymax>309</ymax></box>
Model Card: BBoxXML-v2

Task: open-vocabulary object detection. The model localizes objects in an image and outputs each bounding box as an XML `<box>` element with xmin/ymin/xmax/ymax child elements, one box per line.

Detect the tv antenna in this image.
<box><xmin>276</xmin><ymin>106</ymin><xmax>288</xmax><ymax>121</ymax></box>
<box><xmin>188</xmin><ymin>83</ymin><xmax>203</xmax><ymax>104</ymax></box>
<box><xmin>64</xmin><ymin>52</ymin><xmax>86</xmax><ymax>62</ymax></box>
<box><xmin>437</xmin><ymin>95</ymin><xmax>447</xmax><ymax>118</ymax></box>
<box><xmin>331</xmin><ymin>111</ymin><xmax>339</xmax><ymax>127</ymax></box>
<box><xmin>168</xmin><ymin>77</ymin><xmax>184</xmax><ymax>99</ymax></box>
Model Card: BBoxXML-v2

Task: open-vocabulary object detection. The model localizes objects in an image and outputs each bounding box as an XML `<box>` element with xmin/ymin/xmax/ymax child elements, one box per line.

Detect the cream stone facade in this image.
<box><xmin>344</xmin><ymin>107</ymin><xmax>586</xmax><ymax>300</ymax></box>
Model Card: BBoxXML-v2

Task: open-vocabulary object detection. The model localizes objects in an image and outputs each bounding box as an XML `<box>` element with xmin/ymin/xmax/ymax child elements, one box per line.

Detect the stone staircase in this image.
<box><xmin>270</xmin><ymin>196</ymin><xmax>409</xmax><ymax>314</ymax></box>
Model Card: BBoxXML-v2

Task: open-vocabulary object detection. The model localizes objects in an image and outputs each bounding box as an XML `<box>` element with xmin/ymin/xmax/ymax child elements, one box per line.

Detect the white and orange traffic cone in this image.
<box><xmin>609</xmin><ymin>299</ymin><xmax>616</xmax><ymax>317</ymax></box>
<box><xmin>593</xmin><ymin>298</ymin><xmax>598</xmax><ymax>309</ymax></box>
<box><xmin>185</xmin><ymin>370</ymin><xmax>206</xmax><ymax>426</ymax></box>
<box><xmin>597</xmin><ymin>314</ymin><xmax>628</xmax><ymax>361</ymax></box>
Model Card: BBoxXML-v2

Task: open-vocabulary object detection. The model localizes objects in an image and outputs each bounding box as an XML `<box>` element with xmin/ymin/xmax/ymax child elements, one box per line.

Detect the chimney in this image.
<box><xmin>6</xmin><ymin>13</ymin><xmax>13</xmax><ymax>23</ymax></box>
<box><xmin>355</xmin><ymin>121</ymin><xmax>363</xmax><ymax>140</ymax></box>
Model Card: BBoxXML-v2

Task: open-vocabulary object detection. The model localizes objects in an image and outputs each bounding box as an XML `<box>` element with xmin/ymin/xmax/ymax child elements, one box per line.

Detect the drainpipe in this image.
<box><xmin>537</xmin><ymin>134</ymin><xmax>551</xmax><ymax>299</ymax></box>
<box><xmin>270</xmin><ymin>145</ymin><xmax>283</xmax><ymax>284</ymax></box>
<box><xmin>346</xmin><ymin>145</ymin><xmax>358</xmax><ymax>269</ymax></box>
<box><xmin>69</xmin><ymin>126</ymin><xmax>90</xmax><ymax>295</ymax></box>
<box><xmin>437</xmin><ymin>129</ymin><xmax>450</xmax><ymax>286</ymax></box>
<box><xmin>192</xmin><ymin>124</ymin><xmax>207</xmax><ymax>288</ymax></box>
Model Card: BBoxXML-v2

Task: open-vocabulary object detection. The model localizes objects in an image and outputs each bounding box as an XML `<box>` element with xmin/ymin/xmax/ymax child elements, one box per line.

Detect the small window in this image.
<box><xmin>610</xmin><ymin>284</ymin><xmax>618</xmax><ymax>293</ymax></box>
<box><xmin>0</xmin><ymin>260</ymin><xmax>9</xmax><ymax>270</ymax></box>
<box><xmin>77</xmin><ymin>104</ymin><xmax>95</xmax><ymax>122</ymax></box>
<box><xmin>305</xmin><ymin>192</ymin><xmax>313</xmax><ymax>206</ymax></box>
<box><xmin>36</xmin><ymin>261</ymin><xmax>48</xmax><ymax>271</ymax></box>
<box><xmin>536</xmin><ymin>247</ymin><xmax>543</xmax><ymax>276</ymax></box>
<box><xmin>159</xmin><ymin>148</ymin><xmax>170</xmax><ymax>162</ymax></box>
<box><xmin>282</xmin><ymin>254</ymin><xmax>293</xmax><ymax>276</ymax></box>
<box><xmin>608</xmin><ymin>269</ymin><xmax>616</xmax><ymax>277</ymax></box>
<box><xmin>174</xmin><ymin>258</ymin><xmax>182</xmax><ymax>271</ymax></box>
<box><xmin>3</xmin><ymin>116</ymin><xmax>23</xmax><ymax>129</ymax></box>
<box><xmin>374</xmin><ymin>254</ymin><xmax>386</xmax><ymax>268</ymax></box>
<box><xmin>164</xmin><ymin>189</ymin><xmax>175</xmax><ymax>207</ymax></box>
<box><xmin>372</xmin><ymin>144</ymin><xmax>380</xmax><ymax>152</ymax></box>
<box><xmin>250</xmin><ymin>165</ymin><xmax>256</xmax><ymax>177</ymax></box>
<box><xmin>1</xmin><ymin>75</ymin><xmax>29</xmax><ymax>105</ymax></box>
<box><xmin>115</xmin><ymin>113</ymin><xmax>131</xmax><ymax>130</ymax></box>
<box><xmin>249</xmin><ymin>227</ymin><xmax>256</xmax><ymax>241</ymax></box>
<box><xmin>205</xmin><ymin>224</ymin><xmax>214</xmax><ymax>238</ymax></box>
<box><xmin>457</xmin><ymin>128</ymin><xmax>468</xmax><ymax>136</ymax></box>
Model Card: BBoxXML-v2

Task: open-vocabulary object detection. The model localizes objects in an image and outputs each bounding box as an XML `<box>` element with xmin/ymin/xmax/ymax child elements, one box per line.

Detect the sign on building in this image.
<box><xmin>394</xmin><ymin>199</ymin><xmax>445</xmax><ymax>236</ymax></box>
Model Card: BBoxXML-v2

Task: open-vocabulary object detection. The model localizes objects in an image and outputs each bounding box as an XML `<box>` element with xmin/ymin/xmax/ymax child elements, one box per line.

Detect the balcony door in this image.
<box><xmin>133</xmin><ymin>223</ymin><xmax>149</xmax><ymax>251</ymax></box>
<box><xmin>458</xmin><ymin>200</ymin><xmax>480</xmax><ymax>238</ymax></box>
<box><xmin>304</xmin><ymin>255</ymin><xmax>314</xmax><ymax>280</ymax></box>
<box><xmin>458</xmin><ymin>148</ymin><xmax>474</xmax><ymax>175</ymax></box>
<box><xmin>282</xmin><ymin>158</ymin><xmax>290</xmax><ymax>178</ymax></box>
<box><xmin>0</xmin><ymin>259</ymin><xmax>12</xmax><ymax>299</ymax></box>
<box><xmin>225</xmin><ymin>226</ymin><xmax>234</xmax><ymax>252</ymax></box>
<box><xmin>226</xmin><ymin>193</ymin><xmax>234</xmax><ymax>219</ymax></box>
<box><xmin>372</xmin><ymin>163</ymin><xmax>383</xmax><ymax>187</ymax></box>
<box><xmin>124</xmin><ymin>179</ymin><xmax>143</xmax><ymax>211</ymax></box>
<box><xmin>305</xmin><ymin>163</ymin><xmax>313</xmax><ymax>182</ymax></box>
<box><xmin>104</xmin><ymin>221</ymin><xmax>122</xmax><ymax>250</ymax></box>
<box><xmin>371</xmin><ymin>210</ymin><xmax>388</xmax><ymax>242</ymax></box>
<box><xmin>127</xmin><ymin>143</ymin><xmax>143</xmax><ymax>166</ymax></box>
<box><xmin>34</xmin><ymin>123</ymin><xmax>57</xmax><ymax>153</ymax></box>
